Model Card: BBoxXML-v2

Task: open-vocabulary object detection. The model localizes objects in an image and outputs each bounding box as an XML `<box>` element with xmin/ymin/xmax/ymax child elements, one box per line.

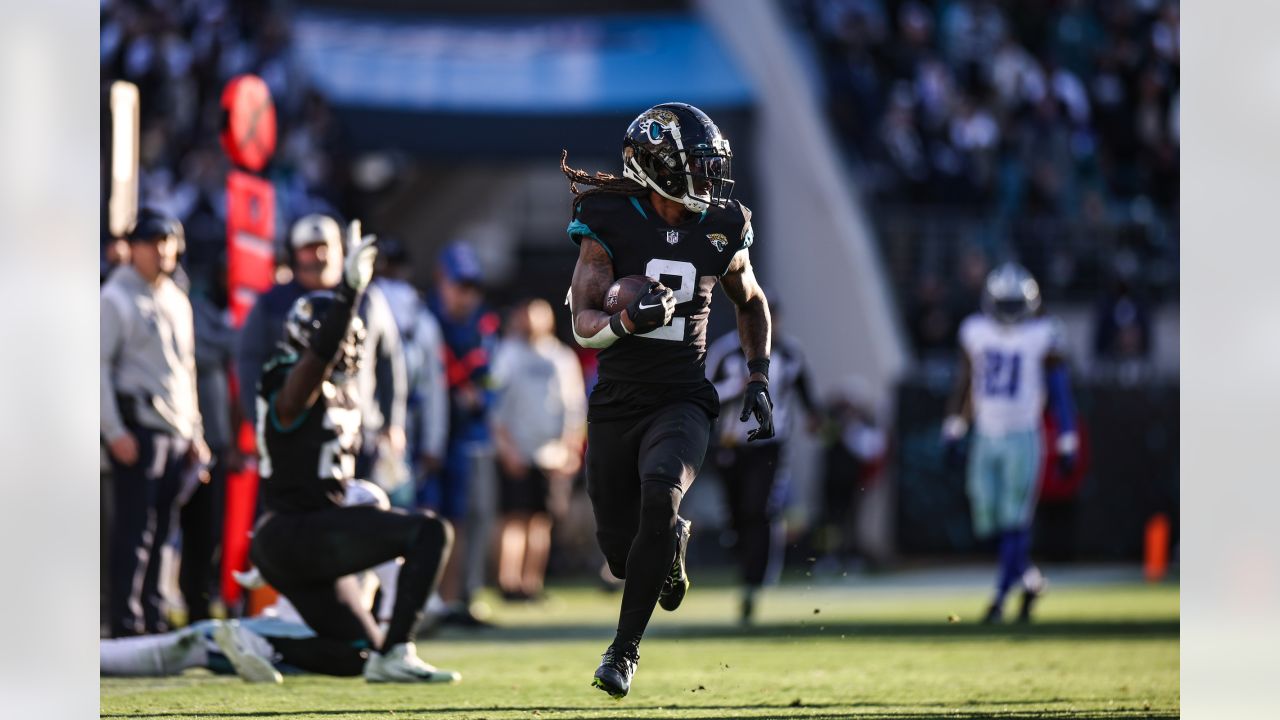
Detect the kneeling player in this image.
<box><xmin>942</xmin><ymin>262</ymin><xmax>1078</xmax><ymax>623</ymax></box>
<box><xmin>101</xmin><ymin>481</ymin><xmax>405</xmax><ymax>684</ymax></box>
<box><xmin>249</xmin><ymin>224</ymin><xmax>458</xmax><ymax>683</ymax></box>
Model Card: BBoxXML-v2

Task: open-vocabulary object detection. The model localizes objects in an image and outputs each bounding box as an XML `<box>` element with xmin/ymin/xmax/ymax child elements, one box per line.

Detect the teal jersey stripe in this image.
<box><xmin>628</xmin><ymin>196</ymin><xmax>648</xmax><ymax>219</ymax></box>
<box><xmin>269</xmin><ymin>391</ymin><xmax>311</xmax><ymax>433</ymax></box>
<box><xmin>567</xmin><ymin>219</ymin><xmax>613</xmax><ymax>259</ymax></box>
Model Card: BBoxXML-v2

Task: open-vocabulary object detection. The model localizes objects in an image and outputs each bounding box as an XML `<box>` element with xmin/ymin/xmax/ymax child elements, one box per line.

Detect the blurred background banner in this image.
<box><xmin>292</xmin><ymin>12</ymin><xmax>754</xmax><ymax>115</ymax></box>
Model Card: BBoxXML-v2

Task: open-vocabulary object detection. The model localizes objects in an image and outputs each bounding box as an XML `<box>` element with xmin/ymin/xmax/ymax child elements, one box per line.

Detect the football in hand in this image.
<box><xmin>603</xmin><ymin>275</ymin><xmax>658</xmax><ymax>314</ymax></box>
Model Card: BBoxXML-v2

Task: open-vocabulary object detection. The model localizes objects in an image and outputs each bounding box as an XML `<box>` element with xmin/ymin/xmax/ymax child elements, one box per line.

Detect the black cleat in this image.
<box><xmin>740</xmin><ymin>592</ymin><xmax>756</xmax><ymax>626</ymax></box>
<box><xmin>658</xmin><ymin>517</ymin><xmax>692</xmax><ymax>612</ymax></box>
<box><xmin>1016</xmin><ymin>590</ymin><xmax>1038</xmax><ymax>623</ymax></box>
<box><xmin>1017</xmin><ymin>570</ymin><xmax>1047</xmax><ymax>623</ymax></box>
<box><xmin>981</xmin><ymin>602</ymin><xmax>1003</xmax><ymax>625</ymax></box>
<box><xmin>592</xmin><ymin>645</ymin><xmax>639</xmax><ymax>699</ymax></box>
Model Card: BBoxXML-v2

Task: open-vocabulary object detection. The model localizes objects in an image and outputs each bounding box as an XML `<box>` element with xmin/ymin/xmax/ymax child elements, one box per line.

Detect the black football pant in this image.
<box><xmin>178</xmin><ymin>452</ymin><xmax>225</xmax><ymax>623</ymax></box>
<box><xmin>250</xmin><ymin>504</ymin><xmax>452</xmax><ymax>674</ymax></box>
<box><xmin>714</xmin><ymin>442</ymin><xmax>784</xmax><ymax>588</ymax></box>
<box><xmin>107</xmin><ymin>425</ymin><xmax>187</xmax><ymax>637</ymax></box>
<box><xmin>587</xmin><ymin>402</ymin><xmax>711</xmax><ymax>649</ymax></box>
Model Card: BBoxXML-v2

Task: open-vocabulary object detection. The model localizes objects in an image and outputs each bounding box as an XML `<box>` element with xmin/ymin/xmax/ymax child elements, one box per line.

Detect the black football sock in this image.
<box><xmin>383</xmin><ymin>515</ymin><xmax>452</xmax><ymax>651</ymax></box>
<box><xmin>612</xmin><ymin>484</ymin><xmax>680</xmax><ymax>649</ymax></box>
<box><xmin>268</xmin><ymin>636</ymin><xmax>367</xmax><ymax>677</ymax></box>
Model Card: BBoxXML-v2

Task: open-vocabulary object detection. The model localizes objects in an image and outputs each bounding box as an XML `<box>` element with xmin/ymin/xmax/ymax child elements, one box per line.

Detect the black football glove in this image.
<box><xmin>624</xmin><ymin>282</ymin><xmax>676</xmax><ymax>334</ymax></box>
<box><xmin>740</xmin><ymin>380</ymin><xmax>775</xmax><ymax>442</ymax></box>
<box><xmin>943</xmin><ymin>437</ymin><xmax>968</xmax><ymax>469</ymax></box>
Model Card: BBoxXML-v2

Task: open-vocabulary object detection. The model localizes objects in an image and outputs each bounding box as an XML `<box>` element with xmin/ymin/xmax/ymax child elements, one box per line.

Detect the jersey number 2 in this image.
<box><xmin>641</xmin><ymin>258</ymin><xmax>695</xmax><ymax>341</ymax></box>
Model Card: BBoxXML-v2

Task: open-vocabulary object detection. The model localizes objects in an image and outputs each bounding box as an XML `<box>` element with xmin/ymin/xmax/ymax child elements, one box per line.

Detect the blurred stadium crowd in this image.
<box><xmin>99</xmin><ymin>0</ymin><xmax>343</xmax><ymax>286</ymax></box>
<box><xmin>99</xmin><ymin>0</ymin><xmax>1176</xmax><ymax>635</ymax></box>
<box><xmin>788</xmin><ymin>0</ymin><xmax>1178</xmax><ymax>362</ymax></box>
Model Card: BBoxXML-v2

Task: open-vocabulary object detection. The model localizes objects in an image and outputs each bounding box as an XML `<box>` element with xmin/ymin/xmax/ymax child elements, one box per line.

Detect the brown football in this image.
<box><xmin>603</xmin><ymin>275</ymin><xmax>656</xmax><ymax>314</ymax></box>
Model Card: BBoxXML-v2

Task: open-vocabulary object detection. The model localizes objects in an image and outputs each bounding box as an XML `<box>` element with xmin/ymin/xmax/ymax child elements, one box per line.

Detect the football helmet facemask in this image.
<box><xmin>282</xmin><ymin>291</ymin><xmax>366</xmax><ymax>379</ymax></box>
<box><xmin>981</xmin><ymin>262</ymin><xmax>1042</xmax><ymax>324</ymax></box>
<box><xmin>621</xmin><ymin>102</ymin><xmax>734</xmax><ymax>213</ymax></box>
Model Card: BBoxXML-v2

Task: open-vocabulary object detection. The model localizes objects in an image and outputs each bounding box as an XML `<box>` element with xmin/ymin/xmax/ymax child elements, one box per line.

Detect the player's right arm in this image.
<box><xmin>569</xmin><ymin>237</ymin><xmax>628</xmax><ymax>348</ymax></box>
<box><xmin>100</xmin><ymin>287</ymin><xmax>138</xmax><ymax>465</ymax></box>
<box><xmin>275</xmin><ymin>226</ymin><xmax>378</xmax><ymax>428</ymax></box>
<box><xmin>945</xmin><ymin>349</ymin><xmax>973</xmax><ymax>429</ymax></box>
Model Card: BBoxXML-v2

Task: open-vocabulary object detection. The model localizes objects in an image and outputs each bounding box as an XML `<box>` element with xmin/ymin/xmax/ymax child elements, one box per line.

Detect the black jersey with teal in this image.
<box><xmin>569</xmin><ymin>192</ymin><xmax>753</xmax><ymax>421</ymax></box>
<box><xmin>256</xmin><ymin>354</ymin><xmax>363</xmax><ymax>513</ymax></box>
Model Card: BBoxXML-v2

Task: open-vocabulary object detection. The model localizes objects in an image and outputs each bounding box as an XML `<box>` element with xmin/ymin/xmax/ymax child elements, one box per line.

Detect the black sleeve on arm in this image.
<box><xmin>310</xmin><ymin>286</ymin><xmax>360</xmax><ymax>364</ymax></box>
<box><xmin>274</xmin><ymin>286</ymin><xmax>362</xmax><ymax>428</ymax></box>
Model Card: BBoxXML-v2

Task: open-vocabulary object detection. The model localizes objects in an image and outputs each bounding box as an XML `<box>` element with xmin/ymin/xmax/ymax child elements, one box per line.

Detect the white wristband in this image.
<box><xmin>573</xmin><ymin>319</ymin><xmax>622</xmax><ymax>349</ymax></box>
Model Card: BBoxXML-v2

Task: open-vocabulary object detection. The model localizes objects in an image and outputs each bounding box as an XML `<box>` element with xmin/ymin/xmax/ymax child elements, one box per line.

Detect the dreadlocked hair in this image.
<box><xmin>560</xmin><ymin>149</ymin><xmax>646</xmax><ymax>212</ymax></box>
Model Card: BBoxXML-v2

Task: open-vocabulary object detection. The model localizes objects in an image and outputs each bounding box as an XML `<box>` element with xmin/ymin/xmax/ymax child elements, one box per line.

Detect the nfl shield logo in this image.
<box><xmin>665</xmin><ymin>230</ymin><xmax>680</xmax><ymax>245</ymax></box>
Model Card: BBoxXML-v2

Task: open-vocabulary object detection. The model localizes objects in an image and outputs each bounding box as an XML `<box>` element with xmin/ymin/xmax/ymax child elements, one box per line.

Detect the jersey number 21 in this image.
<box><xmin>982</xmin><ymin>350</ymin><xmax>1021</xmax><ymax>397</ymax></box>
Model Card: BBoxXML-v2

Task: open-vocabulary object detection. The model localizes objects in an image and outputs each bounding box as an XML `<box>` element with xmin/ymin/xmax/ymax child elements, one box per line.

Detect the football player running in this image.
<box><xmin>563</xmin><ymin>102</ymin><xmax>774</xmax><ymax>698</ymax></box>
<box><xmin>942</xmin><ymin>262</ymin><xmax>1079</xmax><ymax>623</ymax></box>
<box><xmin>248</xmin><ymin>223</ymin><xmax>459</xmax><ymax>683</ymax></box>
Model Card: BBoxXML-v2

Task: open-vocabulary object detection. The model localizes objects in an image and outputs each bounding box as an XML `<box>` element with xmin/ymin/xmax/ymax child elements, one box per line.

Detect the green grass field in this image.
<box><xmin>101</xmin><ymin>572</ymin><xmax>1178</xmax><ymax>719</ymax></box>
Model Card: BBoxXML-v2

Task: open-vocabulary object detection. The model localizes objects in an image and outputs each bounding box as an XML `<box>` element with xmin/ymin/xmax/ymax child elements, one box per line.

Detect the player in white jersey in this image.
<box><xmin>942</xmin><ymin>263</ymin><xmax>1078</xmax><ymax>623</ymax></box>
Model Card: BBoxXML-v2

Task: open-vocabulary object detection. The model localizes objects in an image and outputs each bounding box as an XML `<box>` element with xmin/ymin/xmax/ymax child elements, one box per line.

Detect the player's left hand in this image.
<box><xmin>343</xmin><ymin>219</ymin><xmax>378</xmax><ymax>292</ymax></box>
<box><xmin>740</xmin><ymin>380</ymin><xmax>775</xmax><ymax>442</ymax></box>
<box><xmin>1056</xmin><ymin>431</ymin><xmax>1079</xmax><ymax>475</ymax></box>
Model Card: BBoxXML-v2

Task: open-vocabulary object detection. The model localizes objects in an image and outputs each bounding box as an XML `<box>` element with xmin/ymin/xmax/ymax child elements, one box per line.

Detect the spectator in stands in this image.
<box><xmin>100</xmin><ymin>1</ymin><xmax>331</xmax><ymax>289</ymax></box>
<box><xmin>1093</xmin><ymin>253</ymin><xmax>1152</xmax><ymax>382</ymax></box>
<box><xmin>372</xmin><ymin>238</ymin><xmax>449</xmax><ymax>506</ymax></box>
<box><xmin>101</xmin><ymin>209</ymin><xmax>210</xmax><ymax>637</ymax></box>
<box><xmin>491</xmin><ymin>299</ymin><xmax>586</xmax><ymax>601</ymax></box>
<box><xmin>423</xmin><ymin>241</ymin><xmax>500</xmax><ymax>627</ymax></box>
<box><xmin>236</xmin><ymin>215</ymin><xmax>408</xmax><ymax>482</ymax></box>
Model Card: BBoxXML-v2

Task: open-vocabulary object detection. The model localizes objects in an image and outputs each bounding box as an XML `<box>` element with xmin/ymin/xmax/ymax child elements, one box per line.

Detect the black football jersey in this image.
<box><xmin>569</xmin><ymin>192</ymin><xmax>753</xmax><ymax>419</ymax></box>
<box><xmin>256</xmin><ymin>354</ymin><xmax>362</xmax><ymax>513</ymax></box>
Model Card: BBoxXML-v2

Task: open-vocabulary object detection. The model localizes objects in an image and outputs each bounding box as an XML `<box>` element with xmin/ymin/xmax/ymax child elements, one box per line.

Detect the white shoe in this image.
<box><xmin>232</xmin><ymin>567</ymin><xmax>266</xmax><ymax>590</ymax></box>
<box><xmin>364</xmin><ymin>642</ymin><xmax>461</xmax><ymax>684</ymax></box>
<box><xmin>212</xmin><ymin>620</ymin><xmax>283</xmax><ymax>684</ymax></box>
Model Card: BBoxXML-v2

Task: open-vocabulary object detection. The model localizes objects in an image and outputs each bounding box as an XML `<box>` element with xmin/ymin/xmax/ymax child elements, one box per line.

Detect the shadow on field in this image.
<box><xmin>102</xmin><ymin>704</ymin><xmax>1178</xmax><ymax>719</ymax></box>
<box><xmin>434</xmin><ymin>619</ymin><xmax>1179</xmax><ymax>643</ymax></box>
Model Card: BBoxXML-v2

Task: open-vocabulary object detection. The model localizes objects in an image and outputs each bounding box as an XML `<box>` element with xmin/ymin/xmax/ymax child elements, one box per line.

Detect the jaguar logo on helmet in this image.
<box><xmin>622</xmin><ymin>103</ymin><xmax>735</xmax><ymax>214</ymax></box>
<box><xmin>638</xmin><ymin>110</ymin><xmax>677</xmax><ymax>145</ymax></box>
<box><xmin>707</xmin><ymin>233</ymin><xmax>728</xmax><ymax>252</ymax></box>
